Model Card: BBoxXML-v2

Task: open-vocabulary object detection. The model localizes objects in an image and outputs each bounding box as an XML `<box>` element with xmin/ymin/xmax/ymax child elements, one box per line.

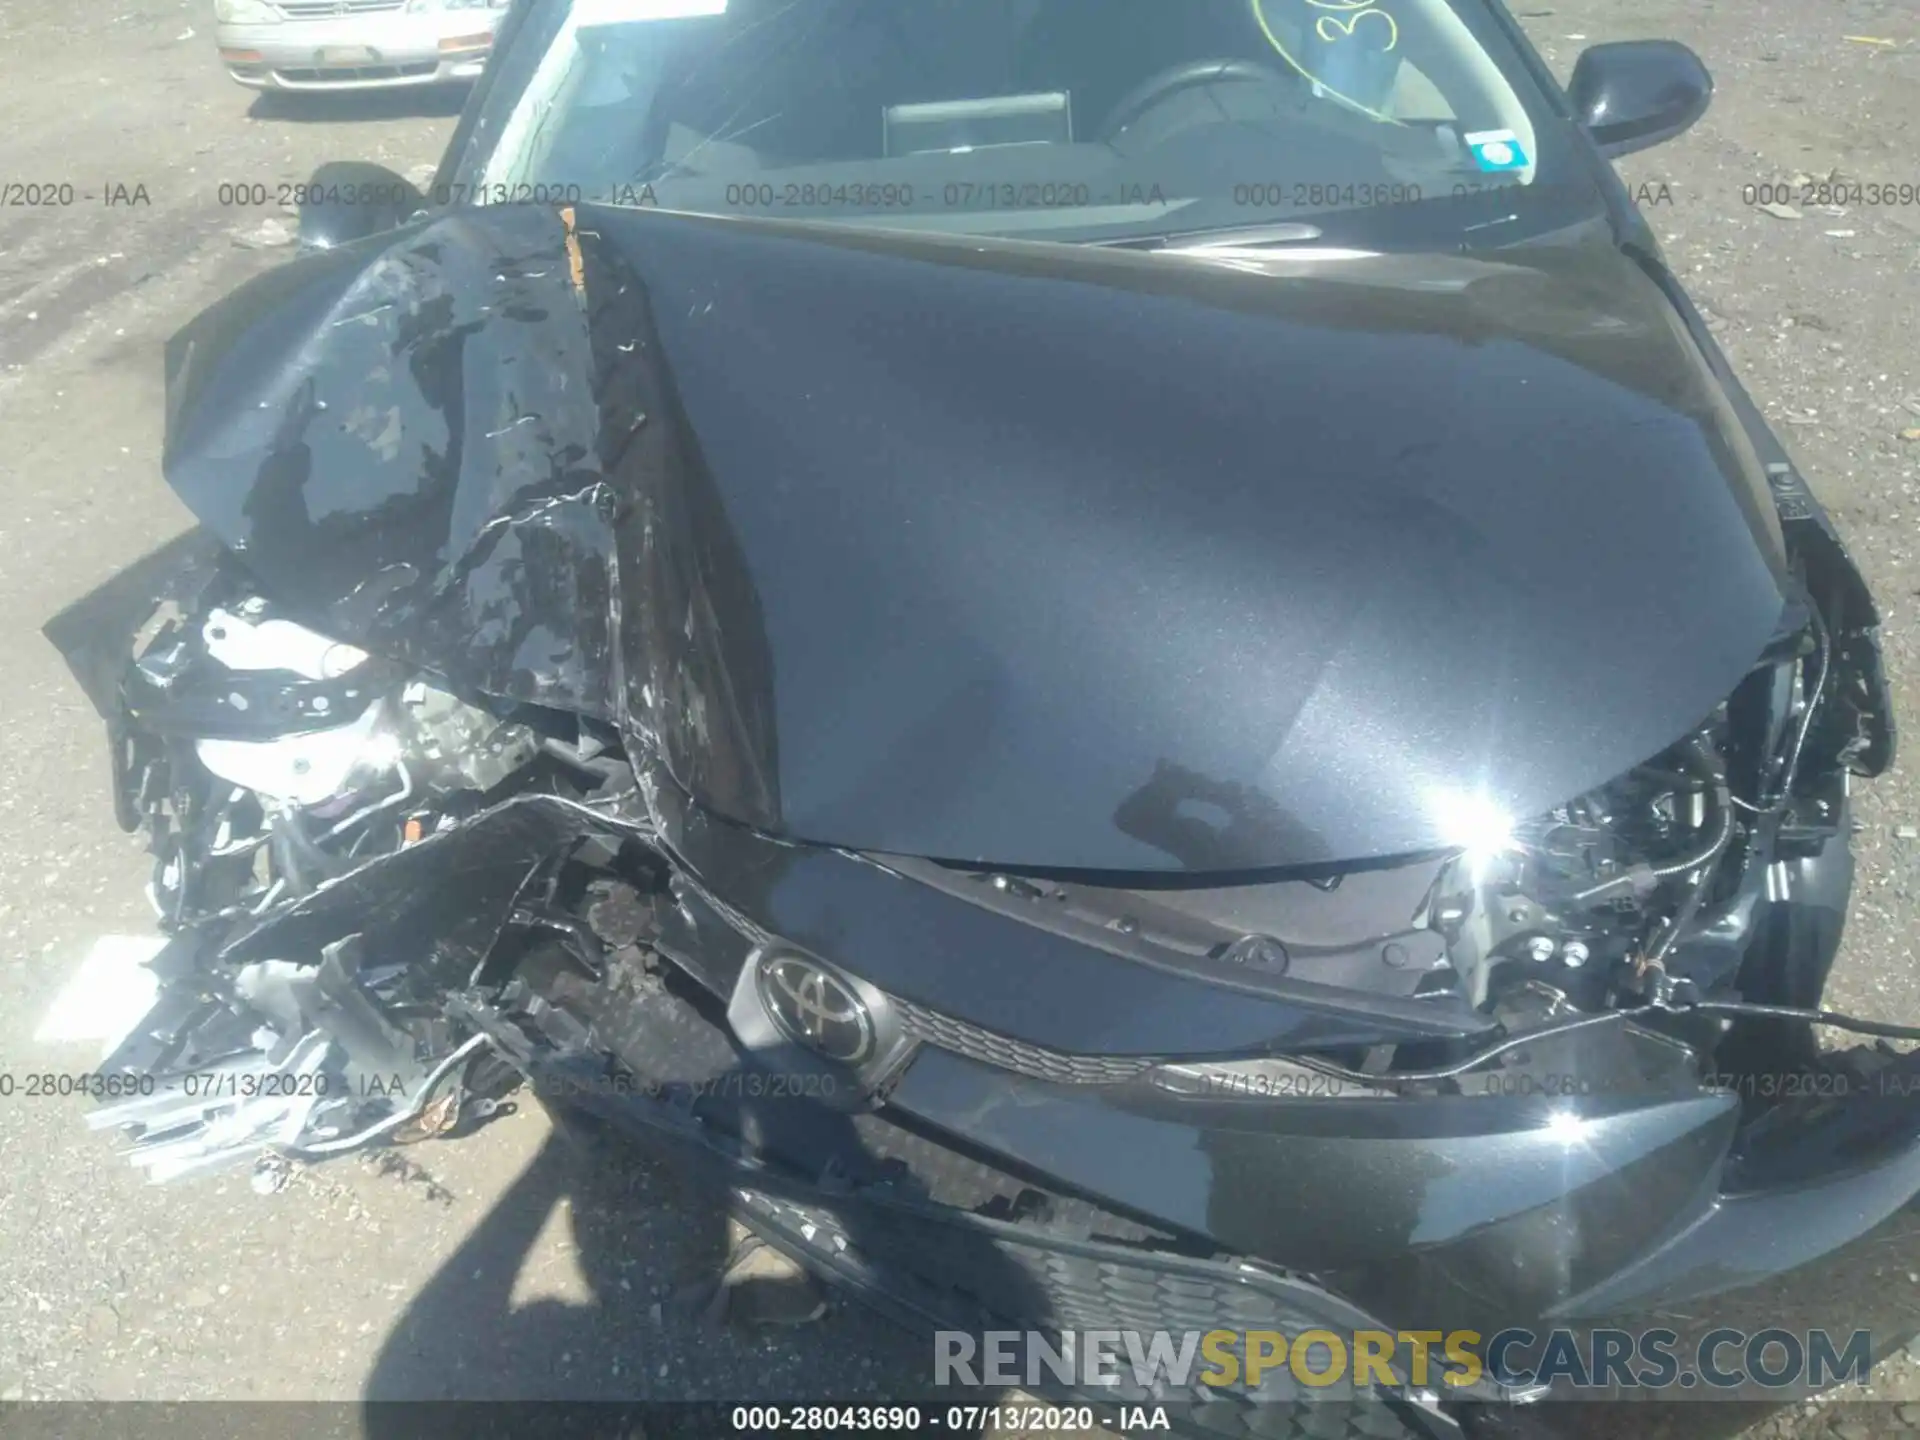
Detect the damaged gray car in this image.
<box><xmin>43</xmin><ymin>0</ymin><xmax>1920</xmax><ymax>1433</ymax></box>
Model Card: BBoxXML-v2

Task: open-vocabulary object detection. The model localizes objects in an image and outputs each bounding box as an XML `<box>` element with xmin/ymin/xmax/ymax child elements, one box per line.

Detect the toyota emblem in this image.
<box><xmin>756</xmin><ymin>954</ymin><xmax>875</xmax><ymax>1065</ymax></box>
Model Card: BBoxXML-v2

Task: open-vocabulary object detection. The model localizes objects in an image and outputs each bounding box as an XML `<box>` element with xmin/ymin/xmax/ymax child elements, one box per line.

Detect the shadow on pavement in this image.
<box><xmin>247</xmin><ymin>84</ymin><xmax>470</xmax><ymax>124</ymax></box>
<box><xmin>359</xmin><ymin>1103</ymin><xmax>1024</xmax><ymax>1436</ymax></box>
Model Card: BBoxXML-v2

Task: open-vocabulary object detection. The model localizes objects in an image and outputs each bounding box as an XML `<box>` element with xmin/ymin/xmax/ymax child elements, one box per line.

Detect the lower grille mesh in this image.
<box><xmin>737</xmin><ymin>1189</ymin><xmax>1425</xmax><ymax>1436</ymax></box>
<box><xmin>272</xmin><ymin>62</ymin><xmax>438</xmax><ymax>81</ymax></box>
<box><xmin>276</xmin><ymin>0</ymin><xmax>405</xmax><ymax>13</ymax></box>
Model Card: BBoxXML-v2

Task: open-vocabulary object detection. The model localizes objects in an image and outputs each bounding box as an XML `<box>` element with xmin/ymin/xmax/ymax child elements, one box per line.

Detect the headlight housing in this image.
<box><xmin>214</xmin><ymin>0</ymin><xmax>280</xmax><ymax>23</ymax></box>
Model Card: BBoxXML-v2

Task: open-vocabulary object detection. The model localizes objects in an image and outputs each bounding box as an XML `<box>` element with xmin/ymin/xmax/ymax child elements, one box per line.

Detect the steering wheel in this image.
<box><xmin>1096</xmin><ymin>58</ymin><xmax>1297</xmax><ymax>142</ymax></box>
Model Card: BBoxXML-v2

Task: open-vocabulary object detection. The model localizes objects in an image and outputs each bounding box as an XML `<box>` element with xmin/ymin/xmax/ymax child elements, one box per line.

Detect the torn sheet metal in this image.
<box><xmin>161</xmin><ymin>205</ymin><xmax>618</xmax><ymax>719</ymax></box>
<box><xmin>159</xmin><ymin>202</ymin><xmax>1793</xmax><ymax>872</ymax></box>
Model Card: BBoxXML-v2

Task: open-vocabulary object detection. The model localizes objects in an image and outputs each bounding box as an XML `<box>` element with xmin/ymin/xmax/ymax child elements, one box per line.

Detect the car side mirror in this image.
<box><xmin>1567</xmin><ymin>40</ymin><xmax>1713</xmax><ymax>158</ymax></box>
<box><xmin>295</xmin><ymin>161</ymin><xmax>429</xmax><ymax>252</ymax></box>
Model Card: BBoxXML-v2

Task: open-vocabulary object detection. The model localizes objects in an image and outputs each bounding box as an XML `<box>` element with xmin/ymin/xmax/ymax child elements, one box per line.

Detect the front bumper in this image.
<box><xmin>539</xmin><ymin>941</ymin><xmax>1920</xmax><ymax>1312</ymax></box>
<box><xmin>78</xmin><ymin>762</ymin><xmax>1920</xmax><ymax>1371</ymax></box>
<box><xmin>214</xmin><ymin>12</ymin><xmax>497</xmax><ymax>90</ymax></box>
<box><xmin>601</xmin><ymin>780</ymin><xmax>1920</xmax><ymax>1354</ymax></box>
<box><xmin>468</xmin><ymin>971</ymin><xmax>1920</xmax><ymax>1421</ymax></box>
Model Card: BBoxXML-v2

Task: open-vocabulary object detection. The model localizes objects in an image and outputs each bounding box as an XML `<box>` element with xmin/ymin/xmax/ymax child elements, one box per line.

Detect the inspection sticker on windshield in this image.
<box><xmin>1464</xmin><ymin>129</ymin><xmax>1531</xmax><ymax>173</ymax></box>
<box><xmin>572</xmin><ymin>0</ymin><xmax>725</xmax><ymax>24</ymax></box>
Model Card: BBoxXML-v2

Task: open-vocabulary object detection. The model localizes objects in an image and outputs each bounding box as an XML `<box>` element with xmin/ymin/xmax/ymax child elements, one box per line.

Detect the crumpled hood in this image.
<box><xmin>162</xmin><ymin>203</ymin><xmax>1790</xmax><ymax>873</ymax></box>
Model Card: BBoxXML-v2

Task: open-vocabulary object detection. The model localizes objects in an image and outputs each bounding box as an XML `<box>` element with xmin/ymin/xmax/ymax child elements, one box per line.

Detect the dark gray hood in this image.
<box><xmin>161</xmin><ymin>204</ymin><xmax>1791</xmax><ymax>872</ymax></box>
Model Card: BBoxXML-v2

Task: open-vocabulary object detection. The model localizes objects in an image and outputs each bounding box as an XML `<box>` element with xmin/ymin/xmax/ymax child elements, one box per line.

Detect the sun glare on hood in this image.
<box><xmin>1429</xmin><ymin>787</ymin><xmax>1518</xmax><ymax>884</ymax></box>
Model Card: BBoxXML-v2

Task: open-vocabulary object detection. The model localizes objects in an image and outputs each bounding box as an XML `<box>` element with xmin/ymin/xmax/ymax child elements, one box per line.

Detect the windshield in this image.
<box><xmin>468</xmin><ymin>0</ymin><xmax>1593</xmax><ymax>245</ymax></box>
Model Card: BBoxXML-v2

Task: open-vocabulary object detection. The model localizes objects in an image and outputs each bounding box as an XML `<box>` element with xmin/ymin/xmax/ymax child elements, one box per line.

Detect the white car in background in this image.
<box><xmin>213</xmin><ymin>0</ymin><xmax>506</xmax><ymax>92</ymax></box>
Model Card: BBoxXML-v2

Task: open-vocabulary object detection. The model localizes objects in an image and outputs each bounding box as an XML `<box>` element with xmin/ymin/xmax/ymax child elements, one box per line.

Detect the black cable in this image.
<box><xmin>1683</xmin><ymin>1000</ymin><xmax>1920</xmax><ymax>1044</ymax></box>
<box><xmin>1564</xmin><ymin>736</ymin><xmax>1729</xmax><ymax>907</ymax></box>
<box><xmin>1294</xmin><ymin>1007</ymin><xmax>1656</xmax><ymax>1085</ymax></box>
<box><xmin>1767</xmin><ymin>604</ymin><xmax>1831</xmax><ymax>808</ymax></box>
<box><xmin>1293</xmin><ymin>996</ymin><xmax>1920</xmax><ymax>1089</ymax></box>
<box><xmin>1645</xmin><ymin>768</ymin><xmax>1736</xmax><ymax>965</ymax></box>
<box><xmin>1649</xmin><ymin>776</ymin><xmax>1733</xmax><ymax>881</ymax></box>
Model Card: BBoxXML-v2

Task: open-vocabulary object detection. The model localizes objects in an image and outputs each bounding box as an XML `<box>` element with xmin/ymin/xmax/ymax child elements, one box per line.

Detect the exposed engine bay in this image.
<box><xmin>83</xmin><ymin>559</ymin><xmax>630</xmax><ymax>1182</ymax></box>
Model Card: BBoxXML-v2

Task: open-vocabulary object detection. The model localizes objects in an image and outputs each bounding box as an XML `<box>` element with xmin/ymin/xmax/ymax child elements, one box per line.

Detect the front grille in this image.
<box><xmin>894</xmin><ymin>996</ymin><xmax>1158</xmax><ymax>1086</ymax></box>
<box><xmin>275</xmin><ymin>0</ymin><xmax>404</xmax><ymax>15</ymax></box>
<box><xmin>272</xmin><ymin>61</ymin><xmax>437</xmax><ymax>80</ymax></box>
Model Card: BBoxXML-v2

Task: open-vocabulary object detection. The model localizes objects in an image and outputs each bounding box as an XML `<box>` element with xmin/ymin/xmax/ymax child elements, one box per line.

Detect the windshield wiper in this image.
<box><xmin>1098</xmin><ymin>221</ymin><xmax>1325</xmax><ymax>252</ymax></box>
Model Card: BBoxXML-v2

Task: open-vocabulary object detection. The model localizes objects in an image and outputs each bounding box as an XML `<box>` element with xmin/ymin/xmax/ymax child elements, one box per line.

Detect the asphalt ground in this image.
<box><xmin>1</xmin><ymin>1</ymin><xmax>1918</xmax><ymax>1435</ymax></box>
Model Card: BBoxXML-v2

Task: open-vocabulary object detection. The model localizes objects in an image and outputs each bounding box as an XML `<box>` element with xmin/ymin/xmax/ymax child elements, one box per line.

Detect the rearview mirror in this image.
<box><xmin>1568</xmin><ymin>40</ymin><xmax>1713</xmax><ymax>159</ymax></box>
<box><xmin>295</xmin><ymin>160</ymin><xmax>428</xmax><ymax>252</ymax></box>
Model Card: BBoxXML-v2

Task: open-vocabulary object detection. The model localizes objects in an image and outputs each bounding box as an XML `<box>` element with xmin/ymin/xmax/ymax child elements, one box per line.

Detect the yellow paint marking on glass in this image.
<box><xmin>1315</xmin><ymin>8</ymin><xmax>1397</xmax><ymax>50</ymax></box>
<box><xmin>1250</xmin><ymin>0</ymin><xmax>1405</xmax><ymax>125</ymax></box>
